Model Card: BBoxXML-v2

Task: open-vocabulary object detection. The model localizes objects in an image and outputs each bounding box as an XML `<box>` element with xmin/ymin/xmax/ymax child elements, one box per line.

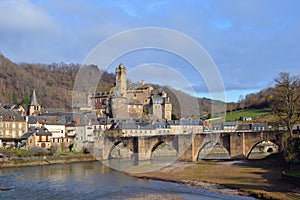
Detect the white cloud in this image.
<box><xmin>0</xmin><ymin>0</ymin><xmax>58</xmax><ymax>34</ymax></box>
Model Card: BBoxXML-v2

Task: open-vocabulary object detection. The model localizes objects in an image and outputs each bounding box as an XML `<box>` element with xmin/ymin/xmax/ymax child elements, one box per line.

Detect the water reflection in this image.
<box><xmin>0</xmin><ymin>161</ymin><xmax>256</xmax><ymax>200</ymax></box>
<box><xmin>103</xmin><ymin>156</ymin><xmax>178</xmax><ymax>172</ymax></box>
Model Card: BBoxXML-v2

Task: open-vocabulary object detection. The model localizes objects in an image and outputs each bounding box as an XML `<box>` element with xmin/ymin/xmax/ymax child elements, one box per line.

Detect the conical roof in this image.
<box><xmin>118</xmin><ymin>63</ymin><xmax>125</xmax><ymax>69</ymax></box>
<box><xmin>30</xmin><ymin>89</ymin><xmax>39</xmax><ymax>106</ymax></box>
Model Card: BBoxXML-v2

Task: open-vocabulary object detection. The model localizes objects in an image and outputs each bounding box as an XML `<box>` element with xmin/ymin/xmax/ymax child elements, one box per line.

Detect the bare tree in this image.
<box><xmin>272</xmin><ymin>72</ymin><xmax>300</xmax><ymax>138</ymax></box>
<box><xmin>238</xmin><ymin>95</ymin><xmax>245</xmax><ymax>111</ymax></box>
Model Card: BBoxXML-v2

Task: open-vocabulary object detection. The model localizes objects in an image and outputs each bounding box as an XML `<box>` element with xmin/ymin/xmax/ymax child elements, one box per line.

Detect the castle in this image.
<box><xmin>90</xmin><ymin>64</ymin><xmax>172</xmax><ymax>120</ymax></box>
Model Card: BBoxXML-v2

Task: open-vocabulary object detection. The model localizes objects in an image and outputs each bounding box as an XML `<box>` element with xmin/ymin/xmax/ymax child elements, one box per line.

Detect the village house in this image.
<box><xmin>0</xmin><ymin>107</ymin><xmax>28</xmax><ymax>148</ymax></box>
<box><xmin>21</xmin><ymin>126</ymin><xmax>52</xmax><ymax>150</ymax></box>
<box><xmin>180</xmin><ymin>119</ymin><xmax>203</xmax><ymax>134</ymax></box>
<box><xmin>223</xmin><ymin>121</ymin><xmax>238</xmax><ymax>132</ymax></box>
<box><xmin>237</xmin><ymin>123</ymin><xmax>268</xmax><ymax>132</ymax></box>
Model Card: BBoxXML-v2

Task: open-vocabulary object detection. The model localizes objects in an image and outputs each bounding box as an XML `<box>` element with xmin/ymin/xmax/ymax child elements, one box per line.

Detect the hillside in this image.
<box><xmin>0</xmin><ymin>54</ymin><xmax>115</xmax><ymax>110</ymax></box>
<box><xmin>162</xmin><ymin>86</ymin><xmax>225</xmax><ymax>118</ymax></box>
<box><xmin>0</xmin><ymin>54</ymin><xmax>224</xmax><ymax>116</ymax></box>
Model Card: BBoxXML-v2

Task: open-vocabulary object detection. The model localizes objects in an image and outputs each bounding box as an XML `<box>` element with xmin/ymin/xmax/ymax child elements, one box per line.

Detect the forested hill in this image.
<box><xmin>1</xmin><ymin>54</ymin><xmax>229</xmax><ymax>117</ymax></box>
<box><xmin>0</xmin><ymin>54</ymin><xmax>115</xmax><ymax>110</ymax></box>
<box><xmin>226</xmin><ymin>88</ymin><xmax>274</xmax><ymax>113</ymax></box>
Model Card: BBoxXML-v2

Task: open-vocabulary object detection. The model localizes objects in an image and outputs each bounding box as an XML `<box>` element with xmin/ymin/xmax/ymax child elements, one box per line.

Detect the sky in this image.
<box><xmin>0</xmin><ymin>0</ymin><xmax>299</xmax><ymax>102</ymax></box>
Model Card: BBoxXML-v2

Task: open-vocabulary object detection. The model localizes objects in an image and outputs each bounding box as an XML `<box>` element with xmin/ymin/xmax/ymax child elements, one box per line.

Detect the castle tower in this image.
<box><xmin>163</xmin><ymin>97</ymin><xmax>172</xmax><ymax>120</ymax></box>
<box><xmin>28</xmin><ymin>89</ymin><xmax>41</xmax><ymax>116</ymax></box>
<box><xmin>115</xmin><ymin>63</ymin><xmax>127</xmax><ymax>97</ymax></box>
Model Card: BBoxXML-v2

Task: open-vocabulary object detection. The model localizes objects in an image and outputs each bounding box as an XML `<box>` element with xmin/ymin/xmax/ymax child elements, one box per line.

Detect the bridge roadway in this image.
<box><xmin>102</xmin><ymin>129</ymin><xmax>283</xmax><ymax>161</ymax></box>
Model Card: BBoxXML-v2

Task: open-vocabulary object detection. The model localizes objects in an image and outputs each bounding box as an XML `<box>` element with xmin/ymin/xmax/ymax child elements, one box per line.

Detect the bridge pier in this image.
<box><xmin>230</xmin><ymin>132</ymin><xmax>246</xmax><ymax>159</ymax></box>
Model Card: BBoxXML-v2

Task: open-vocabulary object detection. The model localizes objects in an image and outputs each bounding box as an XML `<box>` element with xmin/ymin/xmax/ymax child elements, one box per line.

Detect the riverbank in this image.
<box><xmin>0</xmin><ymin>154</ymin><xmax>97</xmax><ymax>168</ymax></box>
<box><xmin>126</xmin><ymin>156</ymin><xmax>300</xmax><ymax>200</ymax></box>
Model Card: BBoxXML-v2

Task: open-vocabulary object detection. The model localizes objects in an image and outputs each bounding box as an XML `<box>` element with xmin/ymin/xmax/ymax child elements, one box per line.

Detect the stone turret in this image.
<box><xmin>28</xmin><ymin>89</ymin><xmax>41</xmax><ymax>116</ymax></box>
<box><xmin>115</xmin><ymin>63</ymin><xmax>127</xmax><ymax>97</ymax></box>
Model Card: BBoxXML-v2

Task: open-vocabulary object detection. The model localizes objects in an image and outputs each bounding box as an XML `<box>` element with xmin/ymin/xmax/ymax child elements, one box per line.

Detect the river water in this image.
<box><xmin>0</xmin><ymin>161</ymin><xmax>256</xmax><ymax>200</ymax></box>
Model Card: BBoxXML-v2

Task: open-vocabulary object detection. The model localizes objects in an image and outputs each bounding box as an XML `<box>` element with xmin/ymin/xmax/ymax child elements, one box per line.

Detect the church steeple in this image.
<box><xmin>30</xmin><ymin>89</ymin><xmax>39</xmax><ymax>106</ymax></box>
<box><xmin>28</xmin><ymin>89</ymin><xmax>41</xmax><ymax>116</ymax></box>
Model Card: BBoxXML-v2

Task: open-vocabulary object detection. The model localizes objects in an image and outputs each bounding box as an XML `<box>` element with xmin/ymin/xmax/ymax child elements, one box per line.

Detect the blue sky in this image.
<box><xmin>0</xmin><ymin>0</ymin><xmax>299</xmax><ymax>102</ymax></box>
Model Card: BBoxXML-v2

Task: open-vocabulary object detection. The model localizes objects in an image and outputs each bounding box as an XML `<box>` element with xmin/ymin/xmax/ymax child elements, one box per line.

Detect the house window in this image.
<box><xmin>46</xmin><ymin>135</ymin><xmax>49</xmax><ymax>142</ymax></box>
<box><xmin>0</xmin><ymin>130</ymin><xmax>2</xmax><ymax>135</ymax></box>
<box><xmin>39</xmin><ymin>136</ymin><xmax>42</xmax><ymax>142</ymax></box>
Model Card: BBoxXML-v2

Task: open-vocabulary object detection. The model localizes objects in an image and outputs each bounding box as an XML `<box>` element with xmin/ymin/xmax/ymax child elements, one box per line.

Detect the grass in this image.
<box><xmin>225</xmin><ymin>109</ymin><xmax>271</xmax><ymax>122</ymax></box>
<box><xmin>286</xmin><ymin>170</ymin><xmax>300</xmax><ymax>177</ymax></box>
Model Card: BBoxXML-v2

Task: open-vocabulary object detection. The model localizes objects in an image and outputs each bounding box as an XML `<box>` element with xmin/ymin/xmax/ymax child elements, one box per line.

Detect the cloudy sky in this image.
<box><xmin>0</xmin><ymin>0</ymin><xmax>299</xmax><ymax>102</ymax></box>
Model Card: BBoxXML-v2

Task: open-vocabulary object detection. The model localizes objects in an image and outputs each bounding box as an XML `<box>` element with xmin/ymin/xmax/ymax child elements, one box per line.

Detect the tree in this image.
<box><xmin>238</xmin><ymin>95</ymin><xmax>245</xmax><ymax>111</ymax></box>
<box><xmin>171</xmin><ymin>114</ymin><xmax>177</xmax><ymax>120</ymax></box>
<box><xmin>271</xmin><ymin>72</ymin><xmax>300</xmax><ymax>138</ymax></box>
<box><xmin>68</xmin><ymin>143</ymin><xmax>74</xmax><ymax>152</ymax></box>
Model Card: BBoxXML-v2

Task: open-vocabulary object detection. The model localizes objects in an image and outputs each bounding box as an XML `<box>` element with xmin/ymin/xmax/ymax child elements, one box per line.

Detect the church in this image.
<box><xmin>90</xmin><ymin>64</ymin><xmax>172</xmax><ymax>120</ymax></box>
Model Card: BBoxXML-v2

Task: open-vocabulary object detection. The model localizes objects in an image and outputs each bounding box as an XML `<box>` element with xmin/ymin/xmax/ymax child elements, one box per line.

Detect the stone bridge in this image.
<box><xmin>102</xmin><ymin>130</ymin><xmax>283</xmax><ymax>161</ymax></box>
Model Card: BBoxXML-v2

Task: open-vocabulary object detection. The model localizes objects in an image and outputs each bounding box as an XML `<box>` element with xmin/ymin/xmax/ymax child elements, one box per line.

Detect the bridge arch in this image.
<box><xmin>150</xmin><ymin>140</ymin><xmax>178</xmax><ymax>159</ymax></box>
<box><xmin>246</xmin><ymin>140</ymin><xmax>280</xmax><ymax>159</ymax></box>
<box><xmin>197</xmin><ymin>141</ymin><xmax>230</xmax><ymax>160</ymax></box>
<box><xmin>108</xmin><ymin>141</ymin><xmax>132</xmax><ymax>159</ymax></box>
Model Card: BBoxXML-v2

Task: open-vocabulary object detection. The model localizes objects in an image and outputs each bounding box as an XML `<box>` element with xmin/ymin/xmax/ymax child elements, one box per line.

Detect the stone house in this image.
<box><xmin>223</xmin><ymin>121</ymin><xmax>238</xmax><ymax>132</ymax></box>
<box><xmin>182</xmin><ymin>119</ymin><xmax>203</xmax><ymax>134</ymax></box>
<box><xmin>0</xmin><ymin>108</ymin><xmax>28</xmax><ymax>148</ymax></box>
<box><xmin>21</xmin><ymin>127</ymin><xmax>52</xmax><ymax>149</ymax></box>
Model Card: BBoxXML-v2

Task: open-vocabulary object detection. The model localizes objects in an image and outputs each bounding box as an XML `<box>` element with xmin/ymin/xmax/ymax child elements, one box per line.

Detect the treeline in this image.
<box><xmin>226</xmin><ymin>88</ymin><xmax>274</xmax><ymax>112</ymax></box>
<box><xmin>227</xmin><ymin>77</ymin><xmax>300</xmax><ymax>113</ymax></box>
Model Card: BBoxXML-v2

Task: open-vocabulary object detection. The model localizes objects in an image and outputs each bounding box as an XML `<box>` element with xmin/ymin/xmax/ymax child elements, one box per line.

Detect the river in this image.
<box><xmin>0</xmin><ymin>161</ymin><xmax>256</xmax><ymax>200</ymax></box>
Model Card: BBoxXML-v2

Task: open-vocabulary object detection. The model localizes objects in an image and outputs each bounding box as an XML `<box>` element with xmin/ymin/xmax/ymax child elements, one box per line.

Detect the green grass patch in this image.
<box><xmin>225</xmin><ymin>109</ymin><xmax>271</xmax><ymax>121</ymax></box>
<box><xmin>54</xmin><ymin>151</ymin><xmax>82</xmax><ymax>156</ymax></box>
<box><xmin>286</xmin><ymin>169</ymin><xmax>300</xmax><ymax>177</ymax></box>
